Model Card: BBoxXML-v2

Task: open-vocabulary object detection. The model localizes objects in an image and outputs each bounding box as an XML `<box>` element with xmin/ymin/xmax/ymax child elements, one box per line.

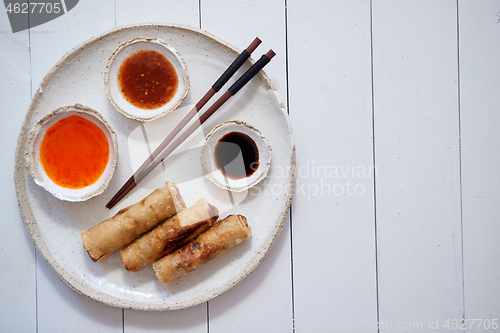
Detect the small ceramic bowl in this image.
<box><xmin>201</xmin><ymin>120</ymin><xmax>271</xmax><ymax>192</ymax></box>
<box><xmin>25</xmin><ymin>104</ymin><xmax>118</xmax><ymax>202</ymax></box>
<box><xmin>104</xmin><ymin>37</ymin><xmax>190</xmax><ymax>122</ymax></box>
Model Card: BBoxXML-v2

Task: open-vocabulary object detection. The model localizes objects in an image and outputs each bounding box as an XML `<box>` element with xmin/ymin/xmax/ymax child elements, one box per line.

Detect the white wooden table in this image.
<box><xmin>1</xmin><ymin>1</ymin><xmax>499</xmax><ymax>332</ymax></box>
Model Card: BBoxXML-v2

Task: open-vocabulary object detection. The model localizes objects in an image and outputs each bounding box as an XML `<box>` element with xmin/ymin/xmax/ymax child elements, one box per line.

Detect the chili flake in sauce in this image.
<box><xmin>118</xmin><ymin>50</ymin><xmax>178</xmax><ymax>110</ymax></box>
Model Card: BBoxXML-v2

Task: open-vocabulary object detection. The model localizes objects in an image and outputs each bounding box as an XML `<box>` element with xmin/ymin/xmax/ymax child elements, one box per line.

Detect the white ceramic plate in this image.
<box><xmin>15</xmin><ymin>23</ymin><xmax>295</xmax><ymax>311</ymax></box>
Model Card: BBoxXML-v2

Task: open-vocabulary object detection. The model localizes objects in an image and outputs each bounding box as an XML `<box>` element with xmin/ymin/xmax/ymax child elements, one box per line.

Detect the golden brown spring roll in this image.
<box><xmin>81</xmin><ymin>181</ymin><xmax>186</xmax><ymax>262</ymax></box>
<box><xmin>120</xmin><ymin>198</ymin><xmax>219</xmax><ymax>272</ymax></box>
<box><xmin>153</xmin><ymin>214</ymin><xmax>251</xmax><ymax>285</ymax></box>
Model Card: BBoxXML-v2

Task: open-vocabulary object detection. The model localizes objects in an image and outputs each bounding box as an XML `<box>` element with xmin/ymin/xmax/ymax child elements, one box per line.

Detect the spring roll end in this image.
<box><xmin>81</xmin><ymin>231</ymin><xmax>106</xmax><ymax>262</ymax></box>
<box><xmin>234</xmin><ymin>214</ymin><xmax>251</xmax><ymax>237</ymax></box>
<box><xmin>168</xmin><ymin>182</ymin><xmax>187</xmax><ymax>212</ymax></box>
<box><xmin>208</xmin><ymin>202</ymin><xmax>219</xmax><ymax>219</ymax></box>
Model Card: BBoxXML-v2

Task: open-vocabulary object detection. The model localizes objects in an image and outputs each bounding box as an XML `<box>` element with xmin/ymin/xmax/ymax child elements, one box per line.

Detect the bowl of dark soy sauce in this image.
<box><xmin>201</xmin><ymin>120</ymin><xmax>271</xmax><ymax>192</ymax></box>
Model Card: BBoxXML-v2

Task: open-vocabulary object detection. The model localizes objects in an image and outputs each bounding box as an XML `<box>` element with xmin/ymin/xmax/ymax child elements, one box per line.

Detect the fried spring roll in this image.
<box><xmin>153</xmin><ymin>214</ymin><xmax>251</xmax><ymax>285</ymax></box>
<box><xmin>120</xmin><ymin>198</ymin><xmax>219</xmax><ymax>272</ymax></box>
<box><xmin>81</xmin><ymin>182</ymin><xmax>186</xmax><ymax>262</ymax></box>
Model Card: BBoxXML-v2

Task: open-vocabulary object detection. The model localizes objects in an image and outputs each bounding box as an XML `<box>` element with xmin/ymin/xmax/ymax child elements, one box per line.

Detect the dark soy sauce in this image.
<box><xmin>214</xmin><ymin>132</ymin><xmax>260</xmax><ymax>180</ymax></box>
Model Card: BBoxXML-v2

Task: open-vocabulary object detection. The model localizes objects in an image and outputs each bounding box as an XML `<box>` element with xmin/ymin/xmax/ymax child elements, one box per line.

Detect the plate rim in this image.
<box><xmin>14</xmin><ymin>22</ymin><xmax>296</xmax><ymax>311</ymax></box>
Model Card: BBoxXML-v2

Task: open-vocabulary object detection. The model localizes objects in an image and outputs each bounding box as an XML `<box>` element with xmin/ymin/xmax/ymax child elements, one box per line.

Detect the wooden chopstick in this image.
<box><xmin>106</xmin><ymin>38</ymin><xmax>261</xmax><ymax>209</ymax></box>
<box><xmin>106</xmin><ymin>45</ymin><xmax>275</xmax><ymax>209</ymax></box>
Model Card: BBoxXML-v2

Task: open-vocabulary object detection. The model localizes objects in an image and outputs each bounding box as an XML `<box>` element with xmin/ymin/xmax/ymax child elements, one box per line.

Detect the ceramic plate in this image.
<box><xmin>14</xmin><ymin>23</ymin><xmax>295</xmax><ymax>311</ymax></box>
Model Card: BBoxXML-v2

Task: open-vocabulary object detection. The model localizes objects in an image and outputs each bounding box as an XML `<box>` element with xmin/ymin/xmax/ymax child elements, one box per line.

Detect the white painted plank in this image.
<box><xmin>124</xmin><ymin>303</ymin><xmax>207</xmax><ymax>332</ymax></box>
<box><xmin>372</xmin><ymin>1</ymin><xmax>463</xmax><ymax>331</ymax></box>
<box><xmin>115</xmin><ymin>2</ymin><xmax>208</xmax><ymax>332</ymax></box>
<box><xmin>459</xmin><ymin>1</ymin><xmax>500</xmax><ymax>331</ymax></box>
<box><xmin>27</xmin><ymin>1</ymin><xmax>123</xmax><ymax>332</ymax></box>
<box><xmin>208</xmin><ymin>220</ymin><xmax>292</xmax><ymax>333</ymax></box>
<box><xmin>0</xmin><ymin>6</ymin><xmax>37</xmax><ymax>332</ymax></box>
<box><xmin>201</xmin><ymin>1</ymin><xmax>293</xmax><ymax>331</ymax></box>
<box><xmin>30</xmin><ymin>0</ymin><xmax>116</xmax><ymax>89</ymax></box>
<box><xmin>200</xmin><ymin>0</ymin><xmax>287</xmax><ymax>105</ymax></box>
<box><xmin>115</xmin><ymin>0</ymin><xmax>199</xmax><ymax>27</ymax></box>
<box><xmin>37</xmin><ymin>258</ymin><xmax>123</xmax><ymax>332</ymax></box>
<box><xmin>288</xmin><ymin>1</ymin><xmax>378</xmax><ymax>332</ymax></box>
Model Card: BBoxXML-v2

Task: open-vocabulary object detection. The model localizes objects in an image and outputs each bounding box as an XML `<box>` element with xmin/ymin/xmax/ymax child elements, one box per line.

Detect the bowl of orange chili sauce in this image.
<box><xmin>104</xmin><ymin>37</ymin><xmax>190</xmax><ymax>122</ymax></box>
<box><xmin>25</xmin><ymin>104</ymin><xmax>118</xmax><ymax>202</ymax></box>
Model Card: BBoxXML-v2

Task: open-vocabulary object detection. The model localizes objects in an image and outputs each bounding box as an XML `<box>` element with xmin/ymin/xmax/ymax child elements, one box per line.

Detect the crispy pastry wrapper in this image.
<box><xmin>81</xmin><ymin>182</ymin><xmax>186</xmax><ymax>262</ymax></box>
<box><xmin>153</xmin><ymin>214</ymin><xmax>251</xmax><ymax>285</ymax></box>
<box><xmin>120</xmin><ymin>198</ymin><xmax>219</xmax><ymax>272</ymax></box>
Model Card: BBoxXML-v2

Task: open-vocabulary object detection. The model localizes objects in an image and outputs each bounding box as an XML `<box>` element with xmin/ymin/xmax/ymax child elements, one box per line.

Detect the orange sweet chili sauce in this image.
<box><xmin>40</xmin><ymin>115</ymin><xmax>109</xmax><ymax>189</ymax></box>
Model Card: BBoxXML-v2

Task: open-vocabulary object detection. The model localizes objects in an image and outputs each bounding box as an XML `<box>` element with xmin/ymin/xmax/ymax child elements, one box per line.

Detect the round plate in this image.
<box><xmin>14</xmin><ymin>23</ymin><xmax>295</xmax><ymax>311</ymax></box>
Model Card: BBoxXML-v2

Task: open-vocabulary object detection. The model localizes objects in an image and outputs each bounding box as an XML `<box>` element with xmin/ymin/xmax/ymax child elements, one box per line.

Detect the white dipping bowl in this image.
<box><xmin>104</xmin><ymin>37</ymin><xmax>189</xmax><ymax>122</ymax></box>
<box><xmin>201</xmin><ymin>120</ymin><xmax>272</xmax><ymax>192</ymax></box>
<box><xmin>25</xmin><ymin>104</ymin><xmax>118</xmax><ymax>202</ymax></box>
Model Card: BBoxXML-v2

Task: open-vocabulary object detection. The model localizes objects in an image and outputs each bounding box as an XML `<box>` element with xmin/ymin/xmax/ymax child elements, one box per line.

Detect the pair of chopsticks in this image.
<box><xmin>106</xmin><ymin>37</ymin><xmax>275</xmax><ymax>209</ymax></box>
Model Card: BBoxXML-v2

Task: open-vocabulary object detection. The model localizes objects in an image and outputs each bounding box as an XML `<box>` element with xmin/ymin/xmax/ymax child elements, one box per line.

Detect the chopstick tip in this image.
<box><xmin>247</xmin><ymin>38</ymin><xmax>262</xmax><ymax>54</ymax></box>
<box><xmin>106</xmin><ymin>198</ymin><xmax>117</xmax><ymax>209</ymax></box>
<box><xmin>266</xmin><ymin>50</ymin><xmax>276</xmax><ymax>59</ymax></box>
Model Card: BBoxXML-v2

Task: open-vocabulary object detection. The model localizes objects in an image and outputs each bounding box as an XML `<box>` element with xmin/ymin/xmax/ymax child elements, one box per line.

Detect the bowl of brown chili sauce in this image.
<box><xmin>104</xmin><ymin>37</ymin><xmax>190</xmax><ymax>122</ymax></box>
